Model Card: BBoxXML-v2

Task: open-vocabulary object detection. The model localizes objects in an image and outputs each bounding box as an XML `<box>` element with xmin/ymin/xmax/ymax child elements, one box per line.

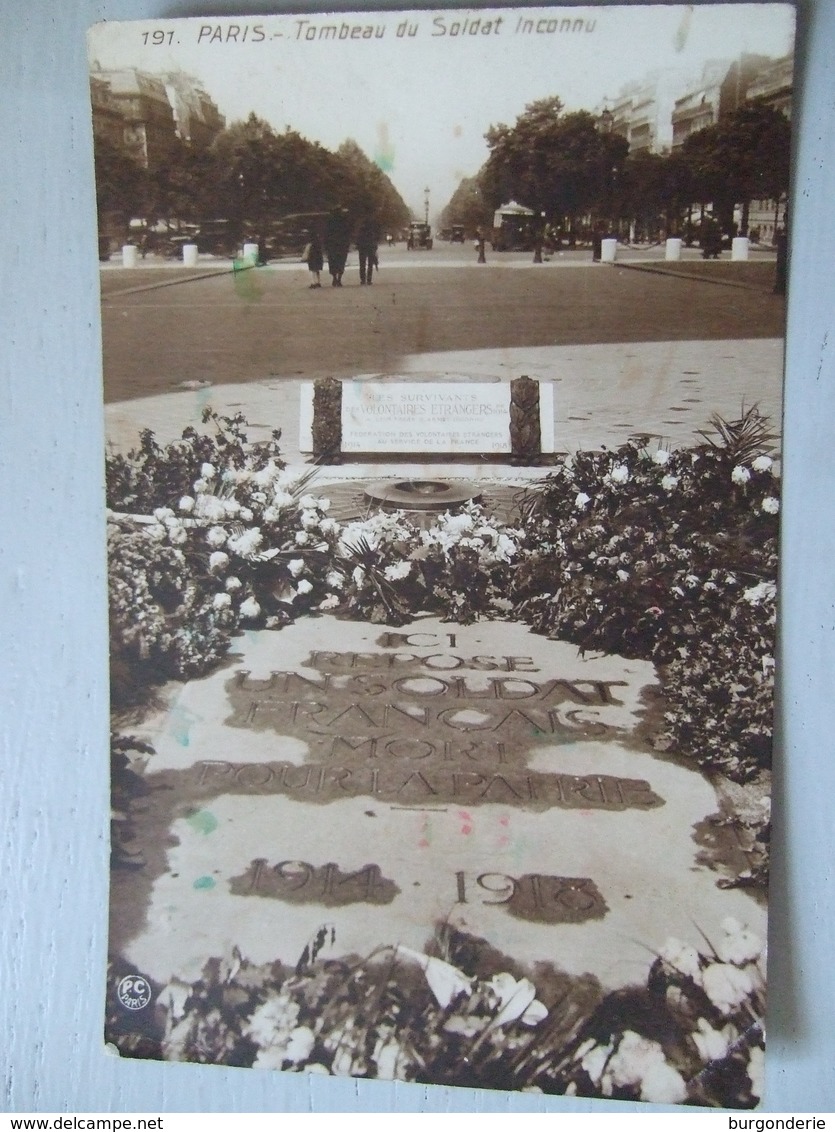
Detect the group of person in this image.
<box><xmin>305</xmin><ymin>208</ymin><xmax>380</xmax><ymax>289</ymax></box>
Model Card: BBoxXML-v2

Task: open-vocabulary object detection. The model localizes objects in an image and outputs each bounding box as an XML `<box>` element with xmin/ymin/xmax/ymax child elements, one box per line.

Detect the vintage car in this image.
<box><xmin>407</xmin><ymin>222</ymin><xmax>433</xmax><ymax>250</ymax></box>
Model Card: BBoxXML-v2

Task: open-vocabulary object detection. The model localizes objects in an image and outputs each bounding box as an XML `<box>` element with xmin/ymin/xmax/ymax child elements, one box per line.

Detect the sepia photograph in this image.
<box><xmin>92</xmin><ymin>3</ymin><xmax>794</xmax><ymax>1106</ymax></box>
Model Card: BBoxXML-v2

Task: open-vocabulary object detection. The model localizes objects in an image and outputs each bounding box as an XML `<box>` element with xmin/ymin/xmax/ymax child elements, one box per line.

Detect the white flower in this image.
<box><xmin>239</xmin><ymin>597</ymin><xmax>261</xmax><ymax>620</ymax></box>
<box><xmin>575</xmin><ymin>492</ymin><xmax>591</xmax><ymax>510</ymax></box>
<box><xmin>373</xmin><ymin>1037</ymin><xmax>406</xmax><ymax>1080</ymax></box>
<box><xmin>200</xmin><ymin>462</ymin><xmax>216</xmax><ymax>479</ymax></box>
<box><xmin>488</xmin><ymin>972</ymin><xmax>547</xmax><ymax>1027</ymax></box>
<box><xmin>743</xmin><ymin>581</ymin><xmax>776</xmax><ymax>606</ymax></box>
<box><xmin>295</xmin><ymin>531</ymin><xmax>309</xmax><ymax>546</ymax></box>
<box><xmin>352</xmin><ymin>566</ymin><xmax>366</xmax><ymax>586</ymax></box>
<box><xmin>296</xmin><ymin>579</ymin><xmax>313</xmax><ymax>595</ymax></box>
<box><xmin>747</xmin><ymin>1045</ymin><xmax>765</xmax><ymax>1101</ymax></box>
<box><xmin>384</xmin><ymin>561</ymin><xmax>413</xmax><ymax>581</ymax></box>
<box><xmin>251</xmin><ymin>465</ymin><xmax>277</xmax><ymax>489</ymax></box>
<box><xmin>212</xmin><ymin>593</ymin><xmax>231</xmax><ymax>610</ymax></box>
<box><xmin>239</xmin><ymin>507</ymin><xmax>254</xmax><ymax>523</ymax></box>
<box><xmin>692</xmin><ymin>1018</ymin><xmax>734</xmax><ymax>1063</ymax></box>
<box><xmin>603</xmin><ymin>1031</ymin><xmax>667</xmax><ymax>1092</ymax></box>
<box><xmin>443</xmin><ymin>512</ymin><xmax>474</xmax><ymax>534</ymax></box>
<box><xmin>287</xmin><ymin>558</ymin><xmax>306</xmax><ymax>577</ymax></box>
<box><xmin>284</xmin><ymin>1025</ymin><xmax>315</xmax><ymax>1065</ymax></box>
<box><xmin>661</xmin><ymin>475</ymin><xmax>679</xmax><ymax>492</ymax></box>
<box><xmin>166</xmin><ymin>525</ymin><xmax>187</xmax><ymax>545</ymax></box>
<box><xmin>225</xmin><ymin>576</ymin><xmax>242</xmax><ymax>592</ymax></box>
<box><xmin>639</xmin><ymin>1060</ymin><xmax>688</xmax><ymax>1104</ymax></box>
<box><xmin>653</xmin><ymin>449</ymin><xmax>671</xmax><ymax>466</ymax></box>
<box><xmin>251</xmin><ymin>1047</ymin><xmax>286</xmax><ymax>1070</ymax></box>
<box><xmin>616</xmin><ymin>569</ymin><xmax>629</xmax><ymax>582</ymax></box>
<box><xmin>272</xmin><ymin>490</ymin><xmax>295</xmax><ymax>509</ymax></box>
<box><xmin>300</xmin><ymin>509</ymin><xmax>320</xmax><ymax>530</ymax></box>
<box><xmin>659</xmin><ymin>937</ymin><xmax>703</xmax><ymax>983</ymax></box>
<box><xmin>761</xmin><ymin>496</ymin><xmax>780</xmax><ymax>514</ymax></box>
<box><xmin>702</xmin><ymin>962</ymin><xmax>755</xmax><ymax>1014</ymax></box>
<box><xmin>223</xmin><ymin>499</ymin><xmax>241</xmax><ymax>518</ymax></box>
<box><xmin>609</xmin><ymin>464</ymin><xmax>630</xmax><ymax>484</ymax></box>
<box><xmin>318</xmin><ymin>594</ymin><xmax>340</xmax><ymax>610</ymax></box>
<box><xmin>206</xmin><ymin>526</ymin><xmax>228</xmax><ymax>548</ymax></box>
<box><xmin>192</xmin><ymin>478</ymin><xmax>208</xmax><ymax>493</ymax></box>
<box><xmin>299</xmin><ymin>494</ymin><xmax>318</xmax><ymax>509</ymax></box>
<box><xmin>244</xmin><ymin>996</ymin><xmax>299</xmax><ymax>1047</ymax></box>
<box><xmin>325</xmin><ymin>570</ymin><xmax>344</xmax><ymax>590</ymax></box>
<box><xmin>178</xmin><ymin>495</ymin><xmax>195</xmax><ymax>513</ymax></box>
<box><xmin>395</xmin><ymin>946</ymin><xmax>473</xmax><ymax>1008</ymax></box>
<box><xmin>752</xmin><ymin>455</ymin><xmax>773</xmax><ymax>472</ymax></box>
<box><xmin>153</xmin><ymin>507</ymin><xmax>175</xmax><ymax>522</ymax></box>
<box><xmin>209</xmin><ymin>551</ymin><xmax>229</xmax><ymax>573</ymax></box>
<box><xmin>495</xmin><ymin>533</ymin><xmax>518</xmax><ymax>560</ymax></box>
<box><xmin>732</xmin><ymin>464</ymin><xmax>751</xmax><ymax>485</ymax></box>
<box><xmin>228</xmin><ymin>528</ymin><xmax>263</xmax><ymax>559</ymax></box>
<box><xmin>316</xmin><ymin>497</ymin><xmax>331</xmax><ymax>512</ymax></box>
<box><xmin>716</xmin><ymin>918</ymin><xmax>764</xmax><ymax>965</ymax></box>
<box><xmin>319</xmin><ymin>518</ymin><xmax>338</xmax><ymax>536</ymax></box>
<box><xmin>195</xmin><ymin>496</ymin><xmax>227</xmax><ymax>522</ymax></box>
<box><xmin>580</xmin><ymin>1040</ymin><xmax>613</xmax><ymax>1084</ymax></box>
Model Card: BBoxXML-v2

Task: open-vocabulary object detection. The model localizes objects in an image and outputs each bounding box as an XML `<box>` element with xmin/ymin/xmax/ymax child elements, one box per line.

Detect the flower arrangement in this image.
<box><xmin>107</xmin><ymin>408</ymin><xmax>778</xmax><ymax>860</ymax></box>
<box><xmin>106</xmin><ymin>918</ymin><xmax>766</xmax><ymax>1106</ymax></box>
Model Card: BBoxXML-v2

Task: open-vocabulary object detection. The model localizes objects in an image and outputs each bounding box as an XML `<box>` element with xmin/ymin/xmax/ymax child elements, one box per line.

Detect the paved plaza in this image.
<box><xmin>101</xmin><ymin>243</ymin><xmax>785</xmax><ymax>463</ymax></box>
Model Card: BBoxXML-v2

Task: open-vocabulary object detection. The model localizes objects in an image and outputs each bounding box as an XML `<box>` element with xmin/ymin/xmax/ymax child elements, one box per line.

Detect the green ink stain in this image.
<box><xmin>187</xmin><ymin>810</ymin><xmax>218</xmax><ymax>835</ymax></box>
<box><xmin>193</xmin><ymin>876</ymin><xmax>216</xmax><ymax>890</ymax></box>
<box><xmin>232</xmin><ymin>258</ymin><xmax>262</xmax><ymax>301</ymax></box>
<box><xmin>374</xmin><ymin>123</ymin><xmax>395</xmax><ymax>174</ymax></box>
<box><xmin>168</xmin><ymin>704</ymin><xmax>199</xmax><ymax>747</ymax></box>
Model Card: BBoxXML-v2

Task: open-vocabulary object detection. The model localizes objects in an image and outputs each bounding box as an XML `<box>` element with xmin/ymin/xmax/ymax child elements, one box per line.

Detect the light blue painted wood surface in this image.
<box><xmin>2</xmin><ymin>0</ymin><xmax>833</xmax><ymax>1113</ymax></box>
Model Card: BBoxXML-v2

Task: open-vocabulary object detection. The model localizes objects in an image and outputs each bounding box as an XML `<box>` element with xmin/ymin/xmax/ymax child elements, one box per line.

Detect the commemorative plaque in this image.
<box><xmin>93</xmin><ymin>3</ymin><xmax>793</xmax><ymax>1106</ymax></box>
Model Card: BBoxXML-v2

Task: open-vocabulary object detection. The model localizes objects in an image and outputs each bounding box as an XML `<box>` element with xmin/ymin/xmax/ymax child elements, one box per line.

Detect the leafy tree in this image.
<box><xmin>93</xmin><ymin>135</ymin><xmax>147</xmax><ymax>222</ymax></box>
<box><xmin>438</xmin><ymin>175</ymin><xmax>493</xmax><ymax>236</ymax></box>
<box><xmin>334</xmin><ymin>139</ymin><xmax>411</xmax><ymax>233</ymax></box>
<box><xmin>682</xmin><ymin>100</ymin><xmax>791</xmax><ymax>235</ymax></box>
<box><xmin>481</xmin><ymin>98</ymin><xmax>629</xmax><ymax>238</ymax></box>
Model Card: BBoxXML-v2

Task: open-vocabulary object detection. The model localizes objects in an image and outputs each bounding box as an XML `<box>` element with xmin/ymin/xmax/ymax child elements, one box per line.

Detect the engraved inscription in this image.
<box><xmin>230</xmin><ymin>859</ymin><xmax>400</xmax><ymax>906</ymax></box>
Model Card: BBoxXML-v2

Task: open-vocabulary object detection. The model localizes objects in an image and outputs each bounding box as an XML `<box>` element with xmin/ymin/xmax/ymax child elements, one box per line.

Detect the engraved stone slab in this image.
<box><xmin>342</xmin><ymin>382</ymin><xmax>511</xmax><ymax>453</ymax></box>
<box><xmin>299</xmin><ymin>380</ymin><xmax>556</xmax><ymax>454</ymax></box>
<box><xmin>114</xmin><ymin>617</ymin><xmax>765</xmax><ymax>991</ymax></box>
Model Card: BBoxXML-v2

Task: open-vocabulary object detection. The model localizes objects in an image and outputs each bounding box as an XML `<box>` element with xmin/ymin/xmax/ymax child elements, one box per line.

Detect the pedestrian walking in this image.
<box><xmin>475</xmin><ymin>229</ymin><xmax>487</xmax><ymax>264</ymax></box>
<box><xmin>305</xmin><ymin>230</ymin><xmax>324</xmax><ymax>288</ymax></box>
<box><xmin>356</xmin><ymin>215</ymin><xmax>380</xmax><ymax>285</ymax></box>
<box><xmin>325</xmin><ymin>207</ymin><xmax>351</xmax><ymax>286</ymax></box>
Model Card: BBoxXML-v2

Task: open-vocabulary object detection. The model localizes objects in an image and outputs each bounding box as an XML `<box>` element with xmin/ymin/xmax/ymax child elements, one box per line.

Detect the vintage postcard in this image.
<box><xmin>93</xmin><ymin>3</ymin><xmax>793</xmax><ymax>1105</ymax></box>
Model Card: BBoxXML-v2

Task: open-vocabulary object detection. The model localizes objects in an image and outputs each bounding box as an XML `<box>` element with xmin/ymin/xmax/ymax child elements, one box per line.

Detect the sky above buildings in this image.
<box><xmin>88</xmin><ymin>4</ymin><xmax>795</xmax><ymax>219</ymax></box>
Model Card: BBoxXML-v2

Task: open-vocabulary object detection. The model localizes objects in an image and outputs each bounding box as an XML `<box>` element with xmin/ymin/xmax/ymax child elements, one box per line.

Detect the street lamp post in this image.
<box><xmin>423</xmin><ymin>186</ymin><xmax>430</xmax><ymax>226</ymax></box>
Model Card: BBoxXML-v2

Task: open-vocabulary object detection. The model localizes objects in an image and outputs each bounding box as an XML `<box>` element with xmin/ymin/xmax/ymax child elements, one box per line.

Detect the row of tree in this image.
<box><xmin>94</xmin><ymin>112</ymin><xmax>411</xmax><ymax>243</ymax></box>
<box><xmin>439</xmin><ymin>95</ymin><xmax>791</xmax><ymax>243</ymax></box>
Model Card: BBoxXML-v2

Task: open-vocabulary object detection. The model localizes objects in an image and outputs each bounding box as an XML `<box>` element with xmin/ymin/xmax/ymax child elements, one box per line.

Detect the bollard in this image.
<box><xmin>601</xmin><ymin>238</ymin><xmax>617</xmax><ymax>263</ymax></box>
<box><xmin>242</xmin><ymin>242</ymin><xmax>259</xmax><ymax>266</ymax></box>
<box><xmin>182</xmin><ymin>243</ymin><xmax>198</xmax><ymax>268</ymax></box>
<box><xmin>121</xmin><ymin>244</ymin><xmax>138</xmax><ymax>269</ymax></box>
<box><xmin>731</xmin><ymin>237</ymin><xmax>750</xmax><ymax>262</ymax></box>
<box><xmin>665</xmin><ymin>238</ymin><xmax>683</xmax><ymax>262</ymax></box>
